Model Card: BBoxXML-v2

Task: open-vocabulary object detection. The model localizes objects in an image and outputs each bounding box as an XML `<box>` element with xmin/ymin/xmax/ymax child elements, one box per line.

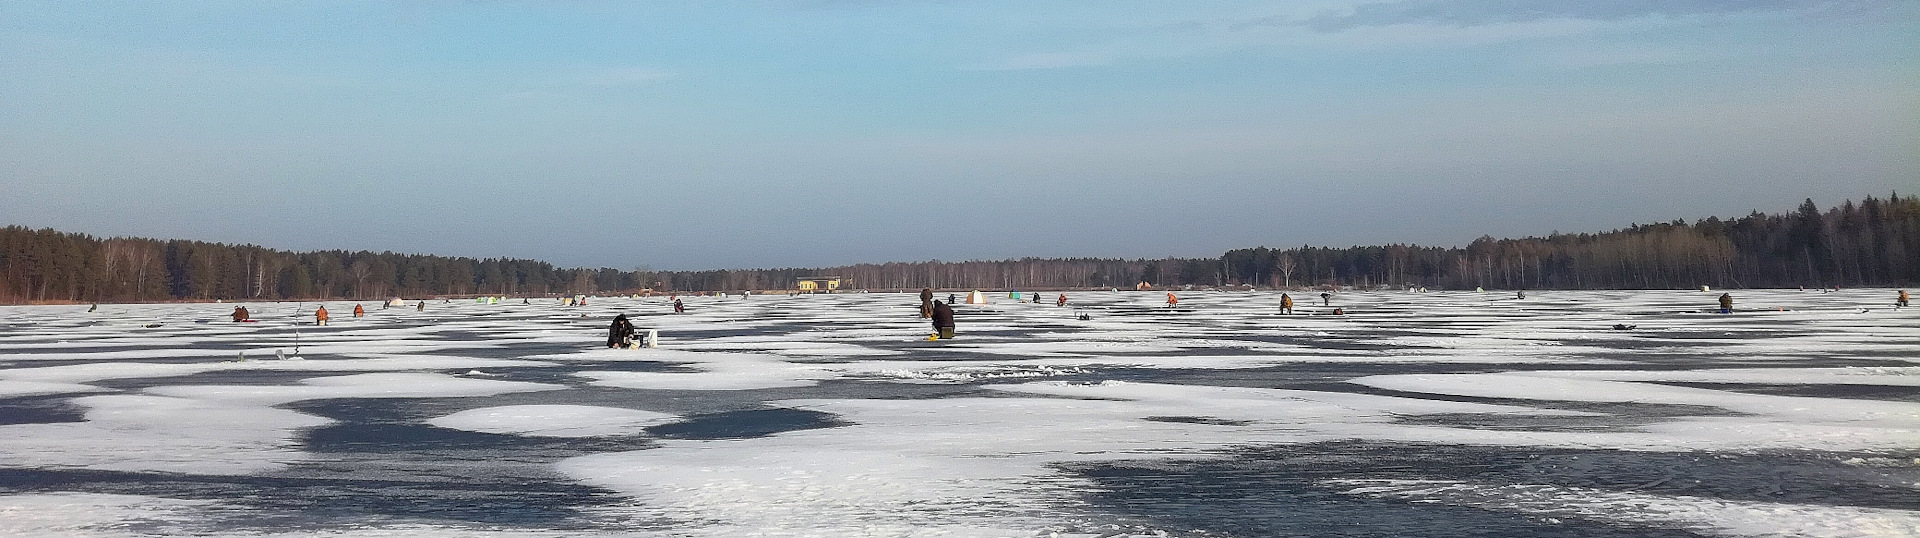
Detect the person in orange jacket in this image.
<box><xmin>1166</xmin><ymin>292</ymin><xmax>1178</xmax><ymax>306</ymax></box>
<box><xmin>315</xmin><ymin>305</ymin><xmax>330</xmax><ymax>326</ymax></box>
<box><xmin>1280</xmin><ymin>293</ymin><xmax>1294</xmax><ymax>315</ymax></box>
<box><xmin>353</xmin><ymin>304</ymin><xmax>365</xmax><ymax>317</ymax></box>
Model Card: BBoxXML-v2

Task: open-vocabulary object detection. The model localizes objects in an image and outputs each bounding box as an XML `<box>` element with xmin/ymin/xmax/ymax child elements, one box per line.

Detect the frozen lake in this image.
<box><xmin>1</xmin><ymin>289</ymin><xmax>1916</xmax><ymax>537</ymax></box>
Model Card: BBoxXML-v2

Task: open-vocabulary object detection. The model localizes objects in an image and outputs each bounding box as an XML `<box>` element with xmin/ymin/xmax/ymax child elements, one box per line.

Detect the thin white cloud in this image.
<box><xmin>960</xmin><ymin>51</ymin><xmax>1110</xmax><ymax>71</ymax></box>
<box><xmin>1297</xmin><ymin>0</ymin><xmax>1857</xmax><ymax>31</ymax></box>
<box><xmin>1527</xmin><ymin>42</ymin><xmax>1733</xmax><ymax>68</ymax></box>
<box><xmin>573</xmin><ymin>66</ymin><xmax>675</xmax><ymax>87</ymax></box>
<box><xmin>500</xmin><ymin>66</ymin><xmax>674</xmax><ymax>100</ymax></box>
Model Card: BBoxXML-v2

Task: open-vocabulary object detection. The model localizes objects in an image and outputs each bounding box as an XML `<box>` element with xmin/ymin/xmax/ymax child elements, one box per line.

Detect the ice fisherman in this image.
<box><xmin>607</xmin><ymin>314</ymin><xmax>637</xmax><ymax>348</ymax></box>
<box><xmin>416</xmin><ymin>301</ymin><xmax>425</xmax><ymax>311</ymax></box>
<box><xmin>1516</xmin><ymin>290</ymin><xmax>1526</xmax><ymax>300</ymax></box>
<box><xmin>1033</xmin><ymin>292</ymin><xmax>1043</xmax><ymax>304</ymax></box>
<box><xmin>231</xmin><ymin>306</ymin><xmax>250</xmax><ymax>322</ymax></box>
<box><xmin>919</xmin><ymin>288</ymin><xmax>934</xmax><ymax>318</ymax></box>
<box><xmin>1166</xmin><ymin>292</ymin><xmax>1178</xmax><ymax>306</ymax></box>
<box><xmin>352</xmin><ymin>304</ymin><xmax>365</xmax><ymax>317</ymax></box>
<box><xmin>315</xmin><ymin>306</ymin><xmax>329</xmax><ymax>326</ymax></box>
<box><xmin>1899</xmin><ymin>290</ymin><xmax>1910</xmax><ymax>307</ymax></box>
<box><xmin>1280</xmin><ymin>293</ymin><xmax>1294</xmax><ymax>315</ymax></box>
<box><xmin>1718</xmin><ymin>293</ymin><xmax>1733</xmax><ymax>314</ymax></box>
<box><xmin>1320</xmin><ymin>292</ymin><xmax>1331</xmax><ymax>306</ymax></box>
<box><xmin>673</xmin><ymin>299</ymin><xmax>685</xmax><ymax>313</ymax></box>
<box><xmin>1057</xmin><ymin>293</ymin><xmax>1068</xmax><ymax>307</ymax></box>
<box><xmin>930</xmin><ymin>300</ymin><xmax>955</xmax><ymax>339</ymax></box>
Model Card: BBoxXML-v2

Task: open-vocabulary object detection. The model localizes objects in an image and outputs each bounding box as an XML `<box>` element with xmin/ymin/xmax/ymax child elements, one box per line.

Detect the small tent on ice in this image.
<box><xmin>965</xmin><ymin>290</ymin><xmax>988</xmax><ymax>304</ymax></box>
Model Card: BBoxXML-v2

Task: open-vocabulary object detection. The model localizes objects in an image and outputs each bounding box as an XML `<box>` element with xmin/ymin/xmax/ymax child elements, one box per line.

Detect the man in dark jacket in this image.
<box><xmin>1718</xmin><ymin>293</ymin><xmax>1733</xmax><ymax>314</ymax></box>
<box><xmin>930</xmin><ymin>300</ymin><xmax>956</xmax><ymax>339</ymax></box>
<box><xmin>608</xmin><ymin>314</ymin><xmax>637</xmax><ymax>348</ymax></box>
<box><xmin>920</xmin><ymin>288</ymin><xmax>934</xmax><ymax>318</ymax></box>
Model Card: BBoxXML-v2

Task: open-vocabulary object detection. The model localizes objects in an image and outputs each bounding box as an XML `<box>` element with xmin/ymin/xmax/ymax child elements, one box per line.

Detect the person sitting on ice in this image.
<box><xmin>1166</xmin><ymin>292</ymin><xmax>1178</xmax><ymax>306</ymax></box>
<box><xmin>1899</xmin><ymin>290</ymin><xmax>1910</xmax><ymax>307</ymax></box>
<box><xmin>1717</xmin><ymin>293</ymin><xmax>1733</xmax><ymax>314</ymax></box>
<box><xmin>353</xmin><ymin>304</ymin><xmax>365</xmax><ymax>317</ymax></box>
<box><xmin>672</xmin><ymin>299</ymin><xmax>685</xmax><ymax>313</ymax></box>
<box><xmin>930</xmin><ymin>300</ymin><xmax>956</xmax><ymax>339</ymax></box>
<box><xmin>315</xmin><ymin>306</ymin><xmax>329</xmax><ymax>326</ymax></box>
<box><xmin>231</xmin><ymin>306</ymin><xmax>250</xmax><ymax>322</ymax></box>
<box><xmin>607</xmin><ymin>314</ymin><xmax>637</xmax><ymax>348</ymax></box>
<box><xmin>1280</xmin><ymin>293</ymin><xmax>1294</xmax><ymax>315</ymax></box>
<box><xmin>1056</xmin><ymin>293</ymin><xmax>1068</xmax><ymax>307</ymax></box>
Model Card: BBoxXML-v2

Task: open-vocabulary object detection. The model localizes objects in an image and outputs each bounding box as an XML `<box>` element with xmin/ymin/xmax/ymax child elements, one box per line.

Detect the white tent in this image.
<box><xmin>965</xmin><ymin>290</ymin><xmax>987</xmax><ymax>304</ymax></box>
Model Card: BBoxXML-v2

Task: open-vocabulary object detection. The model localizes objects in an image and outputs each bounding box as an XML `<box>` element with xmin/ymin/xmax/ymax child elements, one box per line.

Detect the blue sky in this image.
<box><xmin>3</xmin><ymin>1</ymin><xmax>1916</xmax><ymax>270</ymax></box>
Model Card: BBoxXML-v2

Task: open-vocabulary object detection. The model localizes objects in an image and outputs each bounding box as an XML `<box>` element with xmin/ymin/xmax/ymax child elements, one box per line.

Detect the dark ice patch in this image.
<box><xmin>1059</xmin><ymin>441</ymin><xmax>1920</xmax><ymax>537</ymax></box>
<box><xmin>1142</xmin><ymin>416</ymin><xmax>1252</xmax><ymax>426</ymax></box>
<box><xmin>647</xmin><ymin>408</ymin><xmax>849</xmax><ymax>440</ymax></box>
<box><xmin>89</xmin><ymin>366</ymin><xmax>373</xmax><ymax>391</ymax></box>
<box><xmin>1646</xmin><ymin>381</ymin><xmax>1920</xmax><ymax>403</ymax></box>
<box><xmin>0</xmin><ymin>395</ymin><xmax>88</xmax><ymax>425</ymax></box>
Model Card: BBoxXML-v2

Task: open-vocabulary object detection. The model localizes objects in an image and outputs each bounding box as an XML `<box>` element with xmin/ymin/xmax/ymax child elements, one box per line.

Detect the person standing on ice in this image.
<box><xmin>930</xmin><ymin>300</ymin><xmax>955</xmax><ymax>339</ymax></box>
<box><xmin>919</xmin><ymin>288</ymin><xmax>934</xmax><ymax>318</ymax></box>
<box><xmin>1718</xmin><ymin>293</ymin><xmax>1733</xmax><ymax>314</ymax></box>
<box><xmin>315</xmin><ymin>306</ymin><xmax>329</xmax><ymax>326</ymax></box>
<box><xmin>417</xmin><ymin>301</ymin><xmax>426</xmax><ymax>311</ymax></box>
<box><xmin>1280</xmin><ymin>293</ymin><xmax>1294</xmax><ymax>315</ymax></box>
<box><xmin>1319</xmin><ymin>292</ymin><xmax>1331</xmax><ymax>306</ymax></box>
<box><xmin>1899</xmin><ymin>290</ymin><xmax>1910</xmax><ymax>307</ymax></box>
<box><xmin>607</xmin><ymin>314</ymin><xmax>637</xmax><ymax>348</ymax></box>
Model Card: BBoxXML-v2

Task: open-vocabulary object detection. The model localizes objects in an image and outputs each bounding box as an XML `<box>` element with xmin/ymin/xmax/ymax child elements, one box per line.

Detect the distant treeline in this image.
<box><xmin>1219</xmin><ymin>195</ymin><xmax>1920</xmax><ymax>290</ymax></box>
<box><xmin>2</xmin><ymin>195</ymin><xmax>1915</xmax><ymax>303</ymax></box>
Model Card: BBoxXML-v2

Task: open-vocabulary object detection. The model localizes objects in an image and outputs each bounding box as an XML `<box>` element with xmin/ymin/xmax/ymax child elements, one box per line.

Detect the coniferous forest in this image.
<box><xmin>2</xmin><ymin>195</ymin><xmax>1916</xmax><ymax>304</ymax></box>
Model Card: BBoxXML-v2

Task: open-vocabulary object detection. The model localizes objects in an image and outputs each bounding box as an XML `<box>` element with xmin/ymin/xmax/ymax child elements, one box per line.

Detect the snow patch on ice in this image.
<box><xmin>577</xmin><ymin>351</ymin><xmax>836</xmax><ymax>390</ymax></box>
<box><xmin>428</xmin><ymin>405</ymin><xmax>677</xmax><ymax>437</ymax></box>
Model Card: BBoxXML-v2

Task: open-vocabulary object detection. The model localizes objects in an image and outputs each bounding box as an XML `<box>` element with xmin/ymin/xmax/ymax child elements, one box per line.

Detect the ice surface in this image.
<box><xmin>146</xmin><ymin>372</ymin><xmax>563</xmax><ymax>405</ymax></box>
<box><xmin>428</xmin><ymin>405</ymin><xmax>678</xmax><ymax>437</ymax></box>
<box><xmin>1</xmin><ymin>290</ymin><xmax>1917</xmax><ymax>536</ymax></box>
<box><xmin>0</xmin><ymin>394</ymin><xmax>332</xmax><ymax>474</ymax></box>
<box><xmin>1333</xmin><ymin>479</ymin><xmax>1920</xmax><ymax>537</ymax></box>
